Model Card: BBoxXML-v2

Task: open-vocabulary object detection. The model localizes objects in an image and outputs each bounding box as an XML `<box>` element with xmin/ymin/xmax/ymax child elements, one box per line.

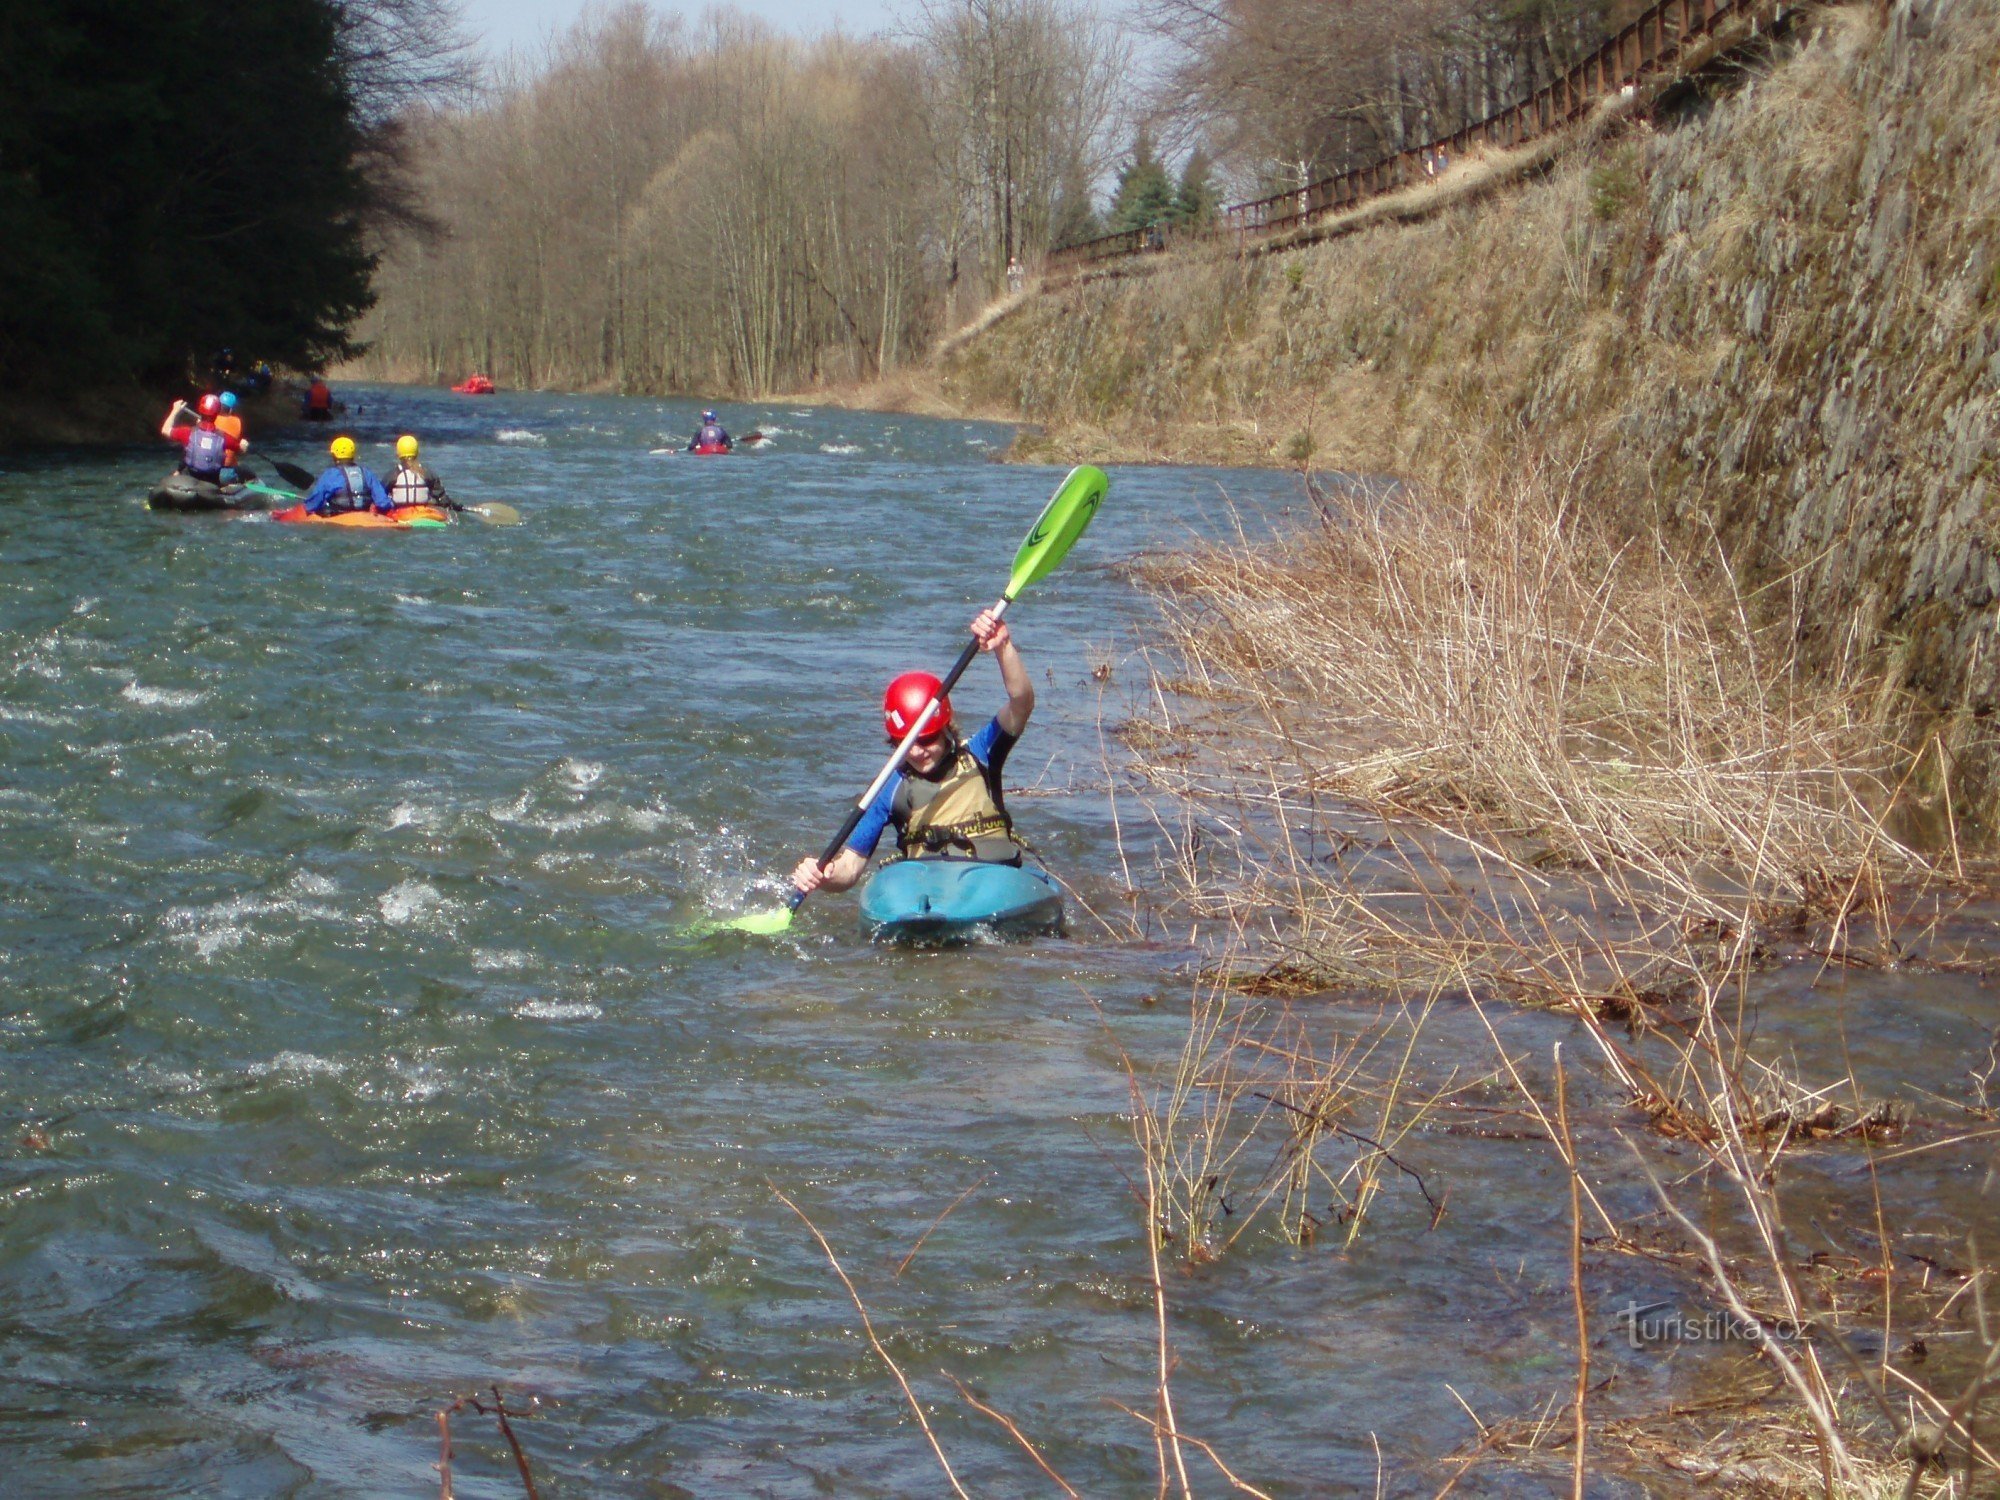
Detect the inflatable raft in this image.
<box><xmin>859</xmin><ymin>860</ymin><xmax>1063</xmax><ymax>942</ymax></box>
<box><xmin>452</xmin><ymin>374</ymin><xmax>496</xmax><ymax>395</ymax></box>
<box><xmin>148</xmin><ymin>473</ymin><xmax>297</xmax><ymax>511</ymax></box>
<box><xmin>270</xmin><ymin>503</ymin><xmax>452</xmax><ymax>529</ymax></box>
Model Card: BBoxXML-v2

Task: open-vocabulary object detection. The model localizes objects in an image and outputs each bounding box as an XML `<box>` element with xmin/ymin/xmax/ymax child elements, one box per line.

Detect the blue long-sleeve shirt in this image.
<box><xmin>303</xmin><ymin>463</ymin><xmax>393</xmax><ymax>515</ymax></box>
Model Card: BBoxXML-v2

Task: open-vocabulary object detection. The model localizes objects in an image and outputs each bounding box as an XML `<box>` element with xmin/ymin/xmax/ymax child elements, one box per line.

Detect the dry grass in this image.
<box><xmin>1130</xmin><ymin>459</ymin><xmax>1935</xmax><ymax>1003</ymax></box>
<box><xmin>1116</xmin><ymin>459</ymin><xmax>2000</xmax><ymax>1494</ymax></box>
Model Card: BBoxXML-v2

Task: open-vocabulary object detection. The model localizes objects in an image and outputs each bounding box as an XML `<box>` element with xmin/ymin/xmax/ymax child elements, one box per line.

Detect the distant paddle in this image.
<box><xmin>269</xmin><ymin>459</ymin><xmax>316</xmax><ymax>489</ymax></box>
<box><xmin>693</xmin><ymin>464</ymin><xmax>1109</xmax><ymax>938</ymax></box>
<box><xmin>444</xmin><ymin>497</ymin><xmax>522</xmax><ymax>526</ymax></box>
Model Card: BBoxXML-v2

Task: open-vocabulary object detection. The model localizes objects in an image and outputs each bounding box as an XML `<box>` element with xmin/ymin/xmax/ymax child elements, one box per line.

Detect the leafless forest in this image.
<box><xmin>359</xmin><ymin>0</ymin><xmax>1644</xmax><ymax>395</ymax></box>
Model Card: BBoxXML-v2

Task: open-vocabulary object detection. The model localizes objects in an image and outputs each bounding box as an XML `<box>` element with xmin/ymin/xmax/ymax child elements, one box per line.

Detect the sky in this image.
<box><xmin>461</xmin><ymin>0</ymin><xmax>905</xmax><ymax>56</ymax></box>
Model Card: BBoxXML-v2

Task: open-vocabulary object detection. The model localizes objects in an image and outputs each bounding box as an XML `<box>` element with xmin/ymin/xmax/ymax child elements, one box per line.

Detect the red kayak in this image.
<box><xmin>452</xmin><ymin>374</ymin><xmax>496</xmax><ymax>395</ymax></box>
<box><xmin>689</xmin><ymin>442</ymin><xmax>730</xmax><ymax>456</ymax></box>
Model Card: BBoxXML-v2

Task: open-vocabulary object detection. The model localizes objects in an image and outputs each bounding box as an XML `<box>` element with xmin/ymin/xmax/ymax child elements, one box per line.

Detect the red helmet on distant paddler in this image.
<box><xmin>884</xmin><ymin>671</ymin><xmax>951</xmax><ymax>741</ymax></box>
<box><xmin>195</xmin><ymin>393</ymin><xmax>222</xmax><ymax>418</ymax></box>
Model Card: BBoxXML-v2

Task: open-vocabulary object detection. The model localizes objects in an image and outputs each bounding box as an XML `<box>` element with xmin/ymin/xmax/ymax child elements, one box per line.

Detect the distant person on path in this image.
<box><xmin>388</xmin><ymin>435</ymin><xmax>449</xmax><ymax>509</ymax></box>
<box><xmin>160</xmin><ymin>393</ymin><xmax>238</xmax><ymax>484</ymax></box>
<box><xmin>302</xmin><ymin>436</ymin><xmax>393</xmax><ymax>515</ymax></box>
<box><xmin>303</xmin><ymin>377</ymin><xmax>335</xmax><ymax>420</ymax></box>
<box><xmin>1007</xmin><ymin>256</ymin><xmax>1025</xmax><ymax>295</ymax></box>
<box><xmin>688</xmin><ymin>409</ymin><xmax>732</xmax><ymax>453</ymax></box>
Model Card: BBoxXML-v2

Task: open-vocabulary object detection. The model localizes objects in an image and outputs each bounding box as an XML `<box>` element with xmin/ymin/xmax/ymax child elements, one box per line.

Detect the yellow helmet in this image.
<box><xmin>330</xmin><ymin>435</ymin><xmax>357</xmax><ymax>462</ymax></box>
<box><xmin>395</xmin><ymin>434</ymin><xmax>419</xmax><ymax>460</ymax></box>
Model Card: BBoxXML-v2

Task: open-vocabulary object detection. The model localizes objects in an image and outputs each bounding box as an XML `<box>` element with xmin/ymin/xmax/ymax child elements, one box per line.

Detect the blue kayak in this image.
<box><xmin>859</xmin><ymin>860</ymin><xmax>1064</xmax><ymax>942</ymax></box>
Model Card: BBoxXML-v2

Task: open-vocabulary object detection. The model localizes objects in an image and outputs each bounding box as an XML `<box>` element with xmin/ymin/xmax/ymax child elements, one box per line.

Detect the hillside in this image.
<box><xmin>941</xmin><ymin>0</ymin><xmax>2000</xmax><ymax>821</ymax></box>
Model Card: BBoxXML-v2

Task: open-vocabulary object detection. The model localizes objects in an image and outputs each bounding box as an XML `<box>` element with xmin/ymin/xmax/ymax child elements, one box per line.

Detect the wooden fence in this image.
<box><xmin>1048</xmin><ymin>0</ymin><xmax>1791</xmax><ymax>274</ymax></box>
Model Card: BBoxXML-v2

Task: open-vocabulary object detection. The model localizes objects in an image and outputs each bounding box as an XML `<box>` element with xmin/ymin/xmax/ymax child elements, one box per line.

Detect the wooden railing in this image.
<box><xmin>1048</xmin><ymin>0</ymin><xmax>1789</xmax><ymax>275</ymax></box>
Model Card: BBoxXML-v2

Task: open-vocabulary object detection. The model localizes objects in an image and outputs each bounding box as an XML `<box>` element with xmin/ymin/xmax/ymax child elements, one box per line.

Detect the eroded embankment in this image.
<box><xmin>942</xmin><ymin>0</ymin><xmax>2000</xmax><ymax>822</ymax></box>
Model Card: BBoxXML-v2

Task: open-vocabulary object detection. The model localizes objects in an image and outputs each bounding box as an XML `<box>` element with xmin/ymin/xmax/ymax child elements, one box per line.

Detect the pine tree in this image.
<box><xmin>1050</xmin><ymin>160</ymin><xmax>1101</xmax><ymax>249</ymax></box>
<box><xmin>1171</xmin><ymin>148</ymin><xmax>1221</xmax><ymax>229</ymax></box>
<box><xmin>1108</xmin><ymin>128</ymin><xmax>1175</xmax><ymax>235</ymax></box>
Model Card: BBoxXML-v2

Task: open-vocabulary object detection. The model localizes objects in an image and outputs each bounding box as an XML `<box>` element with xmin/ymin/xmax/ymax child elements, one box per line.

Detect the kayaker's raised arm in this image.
<box><xmin>973</xmin><ymin>608</ymin><xmax>1033</xmax><ymax>736</ymax></box>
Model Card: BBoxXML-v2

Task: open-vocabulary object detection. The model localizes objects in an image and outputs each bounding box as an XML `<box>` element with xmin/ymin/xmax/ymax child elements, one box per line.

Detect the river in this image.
<box><xmin>2</xmin><ymin>387</ymin><xmax>1992</xmax><ymax>1496</ymax></box>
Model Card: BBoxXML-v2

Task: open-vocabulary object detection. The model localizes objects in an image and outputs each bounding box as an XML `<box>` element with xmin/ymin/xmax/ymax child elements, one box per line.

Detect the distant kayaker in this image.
<box><xmin>302</xmin><ymin>435</ymin><xmax>393</xmax><ymax>515</ymax></box>
<box><xmin>303</xmin><ymin>377</ymin><xmax>335</xmax><ymax>420</ymax></box>
<box><xmin>160</xmin><ymin>393</ymin><xmax>243</xmax><ymax>485</ymax></box>
<box><xmin>688</xmin><ymin>410</ymin><xmax>732</xmax><ymax>452</ymax></box>
<box><xmin>215</xmin><ymin>391</ymin><xmax>248</xmax><ymax>482</ymax></box>
<box><xmin>388</xmin><ymin>435</ymin><xmax>449</xmax><ymax>509</ymax></box>
<box><xmin>790</xmin><ymin>608</ymin><xmax>1032</xmax><ymax>897</ymax></box>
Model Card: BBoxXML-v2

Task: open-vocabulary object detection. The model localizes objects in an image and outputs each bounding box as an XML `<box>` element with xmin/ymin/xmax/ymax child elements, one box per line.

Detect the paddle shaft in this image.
<box><xmin>791</xmin><ymin>595</ymin><xmax>1011</xmax><ymax>910</ymax></box>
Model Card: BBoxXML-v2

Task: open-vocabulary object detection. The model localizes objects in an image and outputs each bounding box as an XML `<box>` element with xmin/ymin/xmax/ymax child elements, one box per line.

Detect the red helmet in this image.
<box><xmin>883</xmin><ymin>671</ymin><xmax>951</xmax><ymax>741</ymax></box>
<box><xmin>195</xmin><ymin>393</ymin><xmax>222</xmax><ymax>418</ymax></box>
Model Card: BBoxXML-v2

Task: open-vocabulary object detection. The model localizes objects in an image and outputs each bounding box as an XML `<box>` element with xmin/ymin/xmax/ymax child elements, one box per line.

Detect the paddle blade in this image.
<box><xmin>1005</xmin><ymin>465</ymin><xmax>1108</xmax><ymax>600</ymax></box>
<box><xmin>466</xmin><ymin>501</ymin><xmax>522</xmax><ymax>526</ymax></box>
<box><xmin>676</xmin><ymin>906</ymin><xmax>795</xmax><ymax>940</ymax></box>
<box><xmin>725</xmin><ymin>907</ymin><xmax>796</xmax><ymax>936</ymax></box>
<box><xmin>271</xmin><ymin>459</ymin><xmax>316</xmax><ymax>489</ymax></box>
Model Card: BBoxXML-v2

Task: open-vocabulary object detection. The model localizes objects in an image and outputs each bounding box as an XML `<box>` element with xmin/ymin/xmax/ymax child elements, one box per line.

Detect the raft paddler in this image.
<box><xmin>301</xmin><ymin>435</ymin><xmax>393</xmax><ymax>515</ymax></box>
<box><xmin>215</xmin><ymin>391</ymin><xmax>248</xmax><ymax>482</ymax></box>
<box><xmin>790</xmin><ymin>608</ymin><xmax>1033</xmax><ymax>898</ymax></box>
<box><xmin>160</xmin><ymin>393</ymin><xmax>242</xmax><ymax>484</ymax></box>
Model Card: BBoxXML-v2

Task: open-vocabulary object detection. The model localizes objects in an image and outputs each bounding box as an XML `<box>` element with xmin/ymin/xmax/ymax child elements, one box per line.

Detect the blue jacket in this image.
<box><xmin>304</xmin><ymin>463</ymin><xmax>393</xmax><ymax>515</ymax></box>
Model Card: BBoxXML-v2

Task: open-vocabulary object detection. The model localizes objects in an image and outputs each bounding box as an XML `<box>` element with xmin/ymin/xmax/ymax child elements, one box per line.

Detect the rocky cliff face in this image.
<box><xmin>944</xmin><ymin>0</ymin><xmax>2000</xmax><ymax>821</ymax></box>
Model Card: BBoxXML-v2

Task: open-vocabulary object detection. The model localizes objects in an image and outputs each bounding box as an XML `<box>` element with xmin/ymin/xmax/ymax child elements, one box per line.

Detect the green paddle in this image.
<box><xmin>703</xmin><ymin>464</ymin><xmax>1109</xmax><ymax>938</ymax></box>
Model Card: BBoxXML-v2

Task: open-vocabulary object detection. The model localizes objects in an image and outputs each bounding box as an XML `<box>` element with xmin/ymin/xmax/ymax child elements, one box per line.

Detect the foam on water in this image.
<box><xmin>248</xmin><ymin>1050</ymin><xmax>346</xmax><ymax>1080</ymax></box>
<box><xmin>496</xmin><ymin>428</ymin><xmax>546</xmax><ymax>444</ymax></box>
<box><xmin>121</xmin><ymin>681</ymin><xmax>207</xmax><ymax>708</ymax></box>
<box><xmin>514</xmin><ymin>999</ymin><xmax>603</xmax><ymax>1021</ymax></box>
<box><xmin>377</xmin><ymin>879</ymin><xmax>450</xmax><ymax>926</ymax></box>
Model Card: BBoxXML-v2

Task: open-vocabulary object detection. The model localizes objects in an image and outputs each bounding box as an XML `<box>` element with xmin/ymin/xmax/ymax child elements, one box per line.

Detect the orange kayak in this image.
<box><xmin>271</xmin><ymin>504</ymin><xmax>452</xmax><ymax>529</ymax></box>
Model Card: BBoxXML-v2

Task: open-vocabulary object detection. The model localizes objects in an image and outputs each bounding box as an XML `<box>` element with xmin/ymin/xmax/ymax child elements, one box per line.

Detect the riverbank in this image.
<box><xmin>0</xmin><ymin>386</ymin><xmax>163</xmax><ymax>451</ymax></box>
<box><xmin>939</xmin><ymin>0</ymin><xmax>2000</xmax><ymax>830</ymax></box>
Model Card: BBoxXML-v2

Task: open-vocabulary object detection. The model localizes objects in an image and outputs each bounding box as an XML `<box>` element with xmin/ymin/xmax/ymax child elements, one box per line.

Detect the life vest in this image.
<box><xmin>390</xmin><ymin>462</ymin><xmax>434</xmax><ymax>507</ymax></box>
<box><xmin>306</xmin><ymin>382</ymin><xmax>332</xmax><ymax>412</ymax></box>
<box><xmin>183</xmin><ymin>424</ymin><xmax>228</xmax><ymax>475</ymax></box>
<box><xmin>328</xmin><ymin>464</ymin><xmax>370</xmax><ymax>512</ymax></box>
<box><xmin>215</xmin><ymin>413</ymin><xmax>244</xmax><ymax>460</ymax></box>
<box><xmin>892</xmin><ymin>737</ymin><xmax>1022</xmax><ymax>863</ymax></box>
<box><xmin>696</xmin><ymin>424</ymin><xmax>729</xmax><ymax>448</ymax></box>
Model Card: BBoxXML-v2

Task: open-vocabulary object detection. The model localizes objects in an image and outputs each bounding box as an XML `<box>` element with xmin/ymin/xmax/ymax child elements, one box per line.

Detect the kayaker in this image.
<box><xmin>303</xmin><ymin>377</ymin><xmax>334</xmax><ymax>420</ymax></box>
<box><xmin>688</xmin><ymin>410</ymin><xmax>732</xmax><ymax>452</ymax></box>
<box><xmin>159</xmin><ymin>393</ymin><xmax>241</xmax><ymax>484</ymax></box>
<box><xmin>388</xmin><ymin>435</ymin><xmax>449</xmax><ymax>509</ymax></box>
<box><xmin>301</xmin><ymin>435</ymin><xmax>393</xmax><ymax>515</ymax></box>
<box><xmin>215</xmin><ymin>391</ymin><xmax>248</xmax><ymax>482</ymax></box>
<box><xmin>790</xmin><ymin>608</ymin><xmax>1031</xmax><ymax>897</ymax></box>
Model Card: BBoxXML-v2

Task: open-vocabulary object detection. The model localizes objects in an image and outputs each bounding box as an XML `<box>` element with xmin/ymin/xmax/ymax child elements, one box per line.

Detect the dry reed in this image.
<box><xmin>1119</xmin><ymin>458</ymin><xmax>2000</xmax><ymax>1493</ymax></box>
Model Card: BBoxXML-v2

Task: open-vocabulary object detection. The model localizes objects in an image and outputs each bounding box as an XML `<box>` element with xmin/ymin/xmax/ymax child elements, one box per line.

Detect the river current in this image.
<box><xmin>2</xmin><ymin>388</ymin><xmax>1993</xmax><ymax>1497</ymax></box>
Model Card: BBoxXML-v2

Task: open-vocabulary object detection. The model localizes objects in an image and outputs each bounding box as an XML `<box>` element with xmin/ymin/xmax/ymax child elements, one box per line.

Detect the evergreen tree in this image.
<box><xmin>1108</xmin><ymin>128</ymin><xmax>1175</xmax><ymax>235</ymax></box>
<box><xmin>1172</xmin><ymin>148</ymin><xmax>1220</xmax><ymax>229</ymax></box>
<box><xmin>1049</xmin><ymin>161</ymin><xmax>1101</xmax><ymax>249</ymax></box>
<box><xmin>0</xmin><ymin>0</ymin><xmax>387</xmax><ymax>393</ymax></box>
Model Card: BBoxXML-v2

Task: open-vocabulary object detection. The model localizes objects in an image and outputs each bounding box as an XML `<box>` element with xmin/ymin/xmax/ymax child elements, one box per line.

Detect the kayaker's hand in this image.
<box><xmin>791</xmin><ymin>857</ymin><xmax>827</xmax><ymax>895</ymax></box>
<box><xmin>970</xmin><ymin>609</ymin><xmax>1011</xmax><ymax>654</ymax></box>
